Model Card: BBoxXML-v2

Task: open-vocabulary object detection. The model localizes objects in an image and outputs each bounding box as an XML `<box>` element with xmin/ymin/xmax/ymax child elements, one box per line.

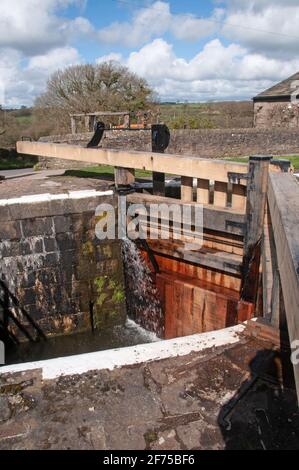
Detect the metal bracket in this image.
<box><xmin>86</xmin><ymin>121</ymin><xmax>105</xmax><ymax>148</ymax></box>
<box><xmin>227</xmin><ymin>172</ymin><xmax>249</xmax><ymax>184</ymax></box>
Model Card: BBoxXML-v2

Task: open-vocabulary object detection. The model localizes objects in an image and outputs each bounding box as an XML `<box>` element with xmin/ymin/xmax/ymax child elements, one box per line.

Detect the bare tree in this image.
<box><xmin>34</xmin><ymin>62</ymin><xmax>155</xmax><ymax>134</ymax></box>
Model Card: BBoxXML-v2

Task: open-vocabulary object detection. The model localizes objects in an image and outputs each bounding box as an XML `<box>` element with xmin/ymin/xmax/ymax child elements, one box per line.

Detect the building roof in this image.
<box><xmin>254</xmin><ymin>71</ymin><xmax>299</xmax><ymax>101</ymax></box>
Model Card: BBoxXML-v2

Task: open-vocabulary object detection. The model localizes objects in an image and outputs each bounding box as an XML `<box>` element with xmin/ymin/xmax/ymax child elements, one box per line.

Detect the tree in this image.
<box><xmin>34</xmin><ymin>62</ymin><xmax>155</xmax><ymax>134</ymax></box>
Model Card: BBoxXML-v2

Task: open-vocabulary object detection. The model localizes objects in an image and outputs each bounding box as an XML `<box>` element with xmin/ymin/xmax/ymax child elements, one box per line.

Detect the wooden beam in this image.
<box><xmin>136</xmin><ymin>238</ymin><xmax>243</xmax><ymax>276</ymax></box>
<box><xmin>127</xmin><ymin>192</ymin><xmax>245</xmax><ymax>236</ymax></box>
<box><xmin>16</xmin><ymin>141</ymin><xmax>248</xmax><ymax>184</ymax></box>
<box><xmin>241</xmin><ymin>155</ymin><xmax>271</xmax><ymax>304</ymax></box>
<box><xmin>268</xmin><ymin>172</ymin><xmax>299</xmax><ymax>401</ymax></box>
<box><xmin>70</xmin><ymin>112</ymin><xmax>130</xmax><ymax>117</ymax></box>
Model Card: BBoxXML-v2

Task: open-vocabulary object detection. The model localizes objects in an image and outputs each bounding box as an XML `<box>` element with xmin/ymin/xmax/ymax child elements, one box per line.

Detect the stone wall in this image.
<box><xmin>0</xmin><ymin>192</ymin><xmax>126</xmax><ymax>339</ymax></box>
<box><xmin>38</xmin><ymin>127</ymin><xmax>299</xmax><ymax>169</ymax></box>
<box><xmin>254</xmin><ymin>101</ymin><xmax>299</xmax><ymax>129</ymax></box>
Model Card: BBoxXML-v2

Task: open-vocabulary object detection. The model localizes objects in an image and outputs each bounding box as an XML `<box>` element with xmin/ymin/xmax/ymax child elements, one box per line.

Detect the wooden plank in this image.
<box><xmin>127</xmin><ymin>192</ymin><xmax>245</xmax><ymax>236</ymax></box>
<box><xmin>197</xmin><ymin>178</ymin><xmax>210</xmax><ymax>204</ymax></box>
<box><xmin>181</xmin><ymin>176</ymin><xmax>193</xmax><ymax>202</ymax></box>
<box><xmin>262</xmin><ymin>207</ymin><xmax>273</xmax><ymax>322</ymax></box>
<box><xmin>214</xmin><ymin>181</ymin><xmax>228</xmax><ymax>208</ymax></box>
<box><xmin>144</xmin><ymin>238</ymin><xmax>242</xmax><ymax>275</ymax></box>
<box><xmin>241</xmin><ymin>156</ymin><xmax>271</xmax><ymax>304</ymax></box>
<box><xmin>17</xmin><ymin>141</ymin><xmax>248</xmax><ymax>184</ymax></box>
<box><xmin>152</xmin><ymin>253</ymin><xmax>241</xmax><ymax>291</ymax></box>
<box><xmin>232</xmin><ymin>183</ymin><xmax>247</xmax><ymax>212</ymax></box>
<box><xmin>135</xmin><ymin>216</ymin><xmax>243</xmax><ymax>256</ymax></box>
<box><xmin>268</xmin><ymin>172</ymin><xmax>299</xmax><ymax>401</ymax></box>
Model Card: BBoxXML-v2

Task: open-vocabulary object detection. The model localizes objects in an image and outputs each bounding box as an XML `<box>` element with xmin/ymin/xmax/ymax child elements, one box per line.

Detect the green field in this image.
<box><xmin>15</xmin><ymin>115</ymin><xmax>33</xmax><ymax>126</ymax></box>
<box><xmin>159</xmin><ymin>101</ymin><xmax>253</xmax><ymax>129</ymax></box>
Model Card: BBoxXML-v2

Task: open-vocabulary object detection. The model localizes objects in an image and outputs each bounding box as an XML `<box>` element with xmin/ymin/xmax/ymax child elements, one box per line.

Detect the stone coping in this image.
<box><xmin>0</xmin><ymin>324</ymin><xmax>246</xmax><ymax>380</ymax></box>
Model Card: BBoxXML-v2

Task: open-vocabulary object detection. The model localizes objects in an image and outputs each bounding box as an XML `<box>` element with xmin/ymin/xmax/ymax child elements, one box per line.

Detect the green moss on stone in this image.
<box><xmin>82</xmin><ymin>240</ymin><xmax>94</xmax><ymax>257</ymax></box>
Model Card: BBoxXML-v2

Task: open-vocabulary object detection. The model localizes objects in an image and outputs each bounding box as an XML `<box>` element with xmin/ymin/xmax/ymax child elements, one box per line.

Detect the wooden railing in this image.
<box><xmin>263</xmin><ymin>172</ymin><xmax>299</xmax><ymax>401</ymax></box>
<box><xmin>16</xmin><ymin>141</ymin><xmax>271</xmax><ymax>289</ymax></box>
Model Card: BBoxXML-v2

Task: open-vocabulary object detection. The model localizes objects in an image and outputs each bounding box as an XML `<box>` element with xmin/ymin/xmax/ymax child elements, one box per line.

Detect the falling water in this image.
<box><xmin>121</xmin><ymin>239</ymin><xmax>164</xmax><ymax>338</ymax></box>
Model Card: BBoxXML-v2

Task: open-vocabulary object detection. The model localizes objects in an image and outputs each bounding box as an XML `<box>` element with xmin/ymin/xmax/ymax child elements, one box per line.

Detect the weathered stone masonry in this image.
<box><xmin>38</xmin><ymin>127</ymin><xmax>299</xmax><ymax>169</ymax></box>
<box><xmin>0</xmin><ymin>193</ymin><xmax>126</xmax><ymax>339</ymax></box>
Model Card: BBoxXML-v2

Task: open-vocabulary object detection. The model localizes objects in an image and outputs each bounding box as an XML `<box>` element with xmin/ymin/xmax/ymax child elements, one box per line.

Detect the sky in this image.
<box><xmin>1</xmin><ymin>0</ymin><xmax>299</xmax><ymax>107</ymax></box>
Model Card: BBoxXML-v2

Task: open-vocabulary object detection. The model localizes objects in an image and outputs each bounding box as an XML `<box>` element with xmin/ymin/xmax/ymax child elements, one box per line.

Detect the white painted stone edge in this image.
<box><xmin>0</xmin><ymin>324</ymin><xmax>246</xmax><ymax>380</ymax></box>
<box><xmin>0</xmin><ymin>190</ymin><xmax>114</xmax><ymax>206</ymax></box>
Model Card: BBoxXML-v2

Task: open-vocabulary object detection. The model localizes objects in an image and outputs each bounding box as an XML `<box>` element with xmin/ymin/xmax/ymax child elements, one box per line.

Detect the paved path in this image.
<box><xmin>0</xmin><ymin>169</ymin><xmax>66</xmax><ymax>180</ymax></box>
<box><xmin>0</xmin><ymin>168</ymin><xmax>35</xmax><ymax>179</ymax></box>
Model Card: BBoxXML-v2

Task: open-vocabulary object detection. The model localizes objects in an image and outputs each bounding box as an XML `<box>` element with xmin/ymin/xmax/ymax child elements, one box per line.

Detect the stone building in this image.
<box><xmin>253</xmin><ymin>71</ymin><xmax>299</xmax><ymax>128</ymax></box>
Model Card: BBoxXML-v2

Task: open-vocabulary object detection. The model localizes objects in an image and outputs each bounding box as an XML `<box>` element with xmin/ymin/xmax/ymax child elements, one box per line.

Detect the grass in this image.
<box><xmin>15</xmin><ymin>115</ymin><xmax>33</xmax><ymax>126</ymax></box>
<box><xmin>224</xmin><ymin>155</ymin><xmax>299</xmax><ymax>171</ymax></box>
<box><xmin>64</xmin><ymin>165</ymin><xmax>152</xmax><ymax>179</ymax></box>
<box><xmin>0</xmin><ymin>157</ymin><xmax>37</xmax><ymax>171</ymax></box>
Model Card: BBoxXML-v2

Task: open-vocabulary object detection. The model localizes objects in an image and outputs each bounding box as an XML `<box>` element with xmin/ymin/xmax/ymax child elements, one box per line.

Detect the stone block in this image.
<box><xmin>54</xmin><ymin>215</ymin><xmax>73</xmax><ymax>234</ymax></box>
<box><xmin>0</xmin><ymin>221</ymin><xmax>22</xmax><ymax>240</ymax></box>
<box><xmin>56</xmin><ymin>232</ymin><xmax>76</xmax><ymax>252</ymax></box>
<box><xmin>21</xmin><ymin>217</ymin><xmax>53</xmax><ymax>237</ymax></box>
<box><xmin>44</xmin><ymin>237</ymin><xmax>57</xmax><ymax>253</ymax></box>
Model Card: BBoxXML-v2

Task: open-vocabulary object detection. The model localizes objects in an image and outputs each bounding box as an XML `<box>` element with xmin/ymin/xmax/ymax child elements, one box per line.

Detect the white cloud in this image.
<box><xmin>2</xmin><ymin>0</ymin><xmax>299</xmax><ymax>106</ymax></box>
<box><xmin>27</xmin><ymin>47</ymin><xmax>81</xmax><ymax>73</ymax></box>
<box><xmin>0</xmin><ymin>47</ymin><xmax>82</xmax><ymax>107</ymax></box>
<box><xmin>0</xmin><ymin>0</ymin><xmax>92</xmax><ymax>56</ymax></box>
<box><xmin>97</xmin><ymin>1</ymin><xmax>224</xmax><ymax>47</ymax></box>
<box><xmin>221</xmin><ymin>1</ymin><xmax>299</xmax><ymax>58</ymax></box>
<box><xmin>94</xmin><ymin>0</ymin><xmax>299</xmax><ymax>62</ymax></box>
<box><xmin>96</xmin><ymin>53</ymin><xmax>123</xmax><ymax>65</ymax></box>
<box><xmin>124</xmin><ymin>38</ymin><xmax>299</xmax><ymax>101</ymax></box>
<box><xmin>97</xmin><ymin>1</ymin><xmax>172</xmax><ymax>48</ymax></box>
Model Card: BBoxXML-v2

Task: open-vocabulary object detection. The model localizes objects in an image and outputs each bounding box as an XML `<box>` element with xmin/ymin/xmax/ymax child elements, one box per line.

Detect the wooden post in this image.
<box><xmin>90</xmin><ymin>115</ymin><xmax>96</xmax><ymax>132</ymax></box>
<box><xmin>84</xmin><ymin>115</ymin><xmax>90</xmax><ymax>132</ymax></box>
<box><xmin>114</xmin><ymin>167</ymin><xmax>135</xmax><ymax>188</ymax></box>
<box><xmin>241</xmin><ymin>155</ymin><xmax>271</xmax><ymax>304</ymax></box>
<box><xmin>152</xmin><ymin>125</ymin><xmax>167</xmax><ymax>196</ymax></box>
<box><xmin>214</xmin><ymin>181</ymin><xmax>228</xmax><ymax>207</ymax></box>
<box><xmin>197</xmin><ymin>178</ymin><xmax>210</xmax><ymax>204</ymax></box>
<box><xmin>181</xmin><ymin>176</ymin><xmax>193</xmax><ymax>202</ymax></box>
<box><xmin>71</xmin><ymin>116</ymin><xmax>76</xmax><ymax>135</ymax></box>
<box><xmin>153</xmin><ymin>171</ymin><xmax>166</xmax><ymax>196</ymax></box>
<box><xmin>124</xmin><ymin>114</ymin><xmax>130</xmax><ymax>128</ymax></box>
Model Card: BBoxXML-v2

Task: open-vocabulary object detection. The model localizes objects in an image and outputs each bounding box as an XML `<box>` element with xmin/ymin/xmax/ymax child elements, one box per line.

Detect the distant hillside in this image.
<box><xmin>159</xmin><ymin>101</ymin><xmax>253</xmax><ymax>129</ymax></box>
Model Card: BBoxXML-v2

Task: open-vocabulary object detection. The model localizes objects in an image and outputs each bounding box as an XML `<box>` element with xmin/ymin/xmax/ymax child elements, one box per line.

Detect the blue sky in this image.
<box><xmin>1</xmin><ymin>0</ymin><xmax>299</xmax><ymax>106</ymax></box>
